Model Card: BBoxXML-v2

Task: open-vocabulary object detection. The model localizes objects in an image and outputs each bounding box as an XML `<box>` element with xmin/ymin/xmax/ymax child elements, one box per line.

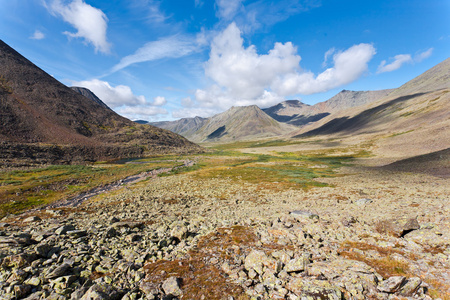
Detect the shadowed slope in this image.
<box><xmin>263</xmin><ymin>90</ymin><xmax>393</xmax><ymax>127</ymax></box>
<box><xmin>0</xmin><ymin>40</ymin><xmax>201</xmax><ymax>163</ymax></box>
<box><xmin>295</xmin><ymin>93</ymin><xmax>426</xmax><ymax>137</ymax></box>
<box><xmin>378</xmin><ymin>148</ymin><xmax>450</xmax><ymax>178</ymax></box>
<box><xmin>188</xmin><ymin>105</ymin><xmax>297</xmax><ymax>143</ymax></box>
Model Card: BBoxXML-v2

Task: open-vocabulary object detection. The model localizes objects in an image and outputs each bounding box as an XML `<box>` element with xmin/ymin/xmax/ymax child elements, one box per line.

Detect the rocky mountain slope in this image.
<box><xmin>263</xmin><ymin>89</ymin><xmax>393</xmax><ymax>126</ymax></box>
<box><xmin>150</xmin><ymin>116</ymin><xmax>208</xmax><ymax>139</ymax></box>
<box><xmin>0</xmin><ymin>40</ymin><xmax>201</xmax><ymax>164</ymax></box>
<box><xmin>291</xmin><ymin>58</ymin><xmax>450</xmax><ymax>160</ymax></box>
<box><xmin>186</xmin><ymin>105</ymin><xmax>296</xmax><ymax>143</ymax></box>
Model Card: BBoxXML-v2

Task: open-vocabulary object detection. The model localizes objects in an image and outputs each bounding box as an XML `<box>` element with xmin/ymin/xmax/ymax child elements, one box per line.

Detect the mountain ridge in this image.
<box><xmin>0</xmin><ymin>40</ymin><xmax>201</xmax><ymax>164</ymax></box>
<box><xmin>187</xmin><ymin>105</ymin><xmax>296</xmax><ymax>143</ymax></box>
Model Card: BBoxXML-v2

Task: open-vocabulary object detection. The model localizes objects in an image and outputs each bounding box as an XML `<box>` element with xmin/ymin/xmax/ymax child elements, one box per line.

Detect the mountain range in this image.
<box><xmin>150</xmin><ymin>89</ymin><xmax>395</xmax><ymax>143</ymax></box>
<box><xmin>291</xmin><ymin>58</ymin><xmax>450</xmax><ymax>160</ymax></box>
<box><xmin>0</xmin><ymin>40</ymin><xmax>201</xmax><ymax>164</ymax></box>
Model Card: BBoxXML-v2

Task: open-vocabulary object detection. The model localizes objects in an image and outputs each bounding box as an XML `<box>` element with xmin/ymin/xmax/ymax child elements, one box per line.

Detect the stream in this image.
<box><xmin>46</xmin><ymin>159</ymin><xmax>195</xmax><ymax>208</ymax></box>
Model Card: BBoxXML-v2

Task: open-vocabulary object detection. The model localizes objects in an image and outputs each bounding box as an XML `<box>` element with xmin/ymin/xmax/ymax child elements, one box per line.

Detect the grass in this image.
<box><xmin>0</xmin><ymin>157</ymin><xmax>187</xmax><ymax>218</ymax></box>
<box><xmin>0</xmin><ymin>142</ymin><xmax>366</xmax><ymax>217</ymax></box>
<box><xmin>178</xmin><ymin>148</ymin><xmax>363</xmax><ymax>191</ymax></box>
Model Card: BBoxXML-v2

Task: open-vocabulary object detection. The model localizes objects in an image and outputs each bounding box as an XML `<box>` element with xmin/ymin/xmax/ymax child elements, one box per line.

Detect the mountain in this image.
<box><xmin>134</xmin><ymin>120</ymin><xmax>150</xmax><ymax>124</ymax></box>
<box><xmin>70</xmin><ymin>86</ymin><xmax>111</xmax><ymax>110</ymax></box>
<box><xmin>0</xmin><ymin>40</ymin><xmax>201</xmax><ymax>164</ymax></box>
<box><xmin>150</xmin><ymin>116</ymin><xmax>208</xmax><ymax>138</ymax></box>
<box><xmin>263</xmin><ymin>89</ymin><xmax>393</xmax><ymax>126</ymax></box>
<box><xmin>292</xmin><ymin>58</ymin><xmax>450</xmax><ymax>160</ymax></box>
<box><xmin>186</xmin><ymin>105</ymin><xmax>296</xmax><ymax>143</ymax></box>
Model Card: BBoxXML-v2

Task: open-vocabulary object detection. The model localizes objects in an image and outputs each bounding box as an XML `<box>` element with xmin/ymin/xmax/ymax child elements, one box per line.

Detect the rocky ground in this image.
<box><xmin>0</xmin><ymin>161</ymin><xmax>449</xmax><ymax>299</ymax></box>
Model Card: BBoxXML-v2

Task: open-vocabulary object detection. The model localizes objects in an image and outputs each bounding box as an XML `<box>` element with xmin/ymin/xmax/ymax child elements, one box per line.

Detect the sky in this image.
<box><xmin>1</xmin><ymin>0</ymin><xmax>449</xmax><ymax>122</ymax></box>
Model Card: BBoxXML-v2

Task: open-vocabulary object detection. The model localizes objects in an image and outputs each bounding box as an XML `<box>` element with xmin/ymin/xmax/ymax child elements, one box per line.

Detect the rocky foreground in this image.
<box><xmin>0</xmin><ymin>164</ymin><xmax>449</xmax><ymax>299</ymax></box>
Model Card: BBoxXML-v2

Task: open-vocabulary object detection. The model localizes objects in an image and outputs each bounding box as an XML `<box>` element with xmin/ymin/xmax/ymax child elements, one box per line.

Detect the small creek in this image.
<box><xmin>46</xmin><ymin>159</ymin><xmax>195</xmax><ymax>208</ymax></box>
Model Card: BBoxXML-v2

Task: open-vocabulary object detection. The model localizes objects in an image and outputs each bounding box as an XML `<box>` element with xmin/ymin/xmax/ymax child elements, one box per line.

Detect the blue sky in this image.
<box><xmin>1</xmin><ymin>0</ymin><xmax>449</xmax><ymax>121</ymax></box>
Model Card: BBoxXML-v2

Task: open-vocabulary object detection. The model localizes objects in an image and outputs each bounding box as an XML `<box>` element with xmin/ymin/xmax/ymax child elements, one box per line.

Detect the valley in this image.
<box><xmin>1</xmin><ymin>139</ymin><xmax>449</xmax><ymax>299</ymax></box>
<box><xmin>0</xmin><ymin>39</ymin><xmax>448</xmax><ymax>299</ymax></box>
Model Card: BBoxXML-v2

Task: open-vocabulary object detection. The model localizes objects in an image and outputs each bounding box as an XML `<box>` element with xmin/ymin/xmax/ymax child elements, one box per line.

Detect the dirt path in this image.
<box><xmin>46</xmin><ymin>159</ymin><xmax>195</xmax><ymax>208</ymax></box>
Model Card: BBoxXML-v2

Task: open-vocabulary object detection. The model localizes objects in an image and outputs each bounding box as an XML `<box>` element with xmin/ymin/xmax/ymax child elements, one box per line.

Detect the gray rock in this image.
<box><xmin>111</xmin><ymin>221</ymin><xmax>143</xmax><ymax>229</ymax></box>
<box><xmin>105</xmin><ymin>227</ymin><xmax>117</xmax><ymax>238</ymax></box>
<box><xmin>14</xmin><ymin>284</ymin><xmax>32</xmax><ymax>298</ymax></box>
<box><xmin>35</xmin><ymin>243</ymin><xmax>53</xmax><ymax>258</ymax></box>
<box><xmin>244</xmin><ymin>250</ymin><xmax>267</xmax><ymax>275</ymax></box>
<box><xmin>377</xmin><ymin>276</ymin><xmax>406</xmax><ymax>293</ymax></box>
<box><xmin>23</xmin><ymin>216</ymin><xmax>41</xmax><ymax>223</ymax></box>
<box><xmin>162</xmin><ymin>276</ymin><xmax>182</xmax><ymax>296</ymax></box>
<box><xmin>46</xmin><ymin>263</ymin><xmax>70</xmax><ymax>279</ymax></box>
<box><xmin>354</xmin><ymin>198</ymin><xmax>372</xmax><ymax>205</ymax></box>
<box><xmin>285</xmin><ymin>257</ymin><xmax>307</xmax><ymax>273</ymax></box>
<box><xmin>55</xmin><ymin>225</ymin><xmax>76</xmax><ymax>235</ymax></box>
<box><xmin>80</xmin><ymin>283</ymin><xmax>122</xmax><ymax>300</ymax></box>
<box><xmin>287</xmin><ymin>278</ymin><xmax>342</xmax><ymax>299</ymax></box>
<box><xmin>171</xmin><ymin>225</ymin><xmax>189</xmax><ymax>241</ymax></box>
<box><xmin>399</xmin><ymin>277</ymin><xmax>422</xmax><ymax>296</ymax></box>
<box><xmin>375</xmin><ymin>217</ymin><xmax>420</xmax><ymax>237</ymax></box>
<box><xmin>290</xmin><ymin>210</ymin><xmax>319</xmax><ymax>221</ymax></box>
<box><xmin>67</xmin><ymin>230</ymin><xmax>87</xmax><ymax>238</ymax></box>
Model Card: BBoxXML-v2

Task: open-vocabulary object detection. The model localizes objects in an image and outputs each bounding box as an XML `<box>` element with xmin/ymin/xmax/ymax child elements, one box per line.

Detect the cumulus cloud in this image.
<box><xmin>111</xmin><ymin>34</ymin><xmax>205</xmax><ymax>73</ymax></box>
<box><xmin>377</xmin><ymin>48</ymin><xmax>433</xmax><ymax>74</ymax></box>
<box><xmin>377</xmin><ymin>54</ymin><xmax>412</xmax><ymax>74</ymax></box>
<box><xmin>116</xmin><ymin>106</ymin><xmax>168</xmax><ymax>120</ymax></box>
<box><xmin>172</xmin><ymin>107</ymin><xmax>219</xmax><ymax>119</ymax></box>
<box><xmin>196</xmin><ymin>23</ymin><xmax>299</xmax><ymax>108</ymax></box>
<box><xmin>72</xmin><ymin>79</ymin><xmax>147</xmax><ymax>108</ymax></box>
<box><xmin>152</xmin><ymin>96</ymin><xmax>167</xmax><ymax>106</ymax></box>
<box><xmin>195</xmin><ymin>23</ymin><xmax>376</xmax><ymax>110</ymax></box>
<box><xmin>273</xmin><ymin>43</ymin><xmax>376</xmax><ymax>95</ymax></box>
<box><xmin>46</xmin><ymin>0</ymin><xmax>111</xmax><ymax>54</ymax></box>
<box><xmin>30</xmin><ymin>30</ymin><xmax>45</xmax><ymax>40</ymax></box>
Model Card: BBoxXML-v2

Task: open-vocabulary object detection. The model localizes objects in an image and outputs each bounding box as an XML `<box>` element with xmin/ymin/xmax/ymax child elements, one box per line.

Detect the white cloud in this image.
<box><xmin>172</xmin><ymin>107</ymin><xmax>218</xmax><ymax>119</ymax></box>
<box><xmin>414</xmin><ymin>48</ymin><xmax>433</xmax><ymax>62</ymax></box>
<box><xmin>46</xmin><ymin>0</ymin><xmax>111</xmax><ymax>54</ymax></box>
<box><xmin>195</xmin><ymin>0</ymin><xmax>204</xmax><ymax>8</ymax></box>
<box><xmin>215</xmin><ymin>0</ymin><xmax>243</xmax><ymax>20</ymax></box>
<box><xmin>195</xmin><ymin>23</ymin><xmax>376</xmax><ymax>110</ymax></box>
<box><xmin>72</xmin><ymin>79</ymin><xmax>146</xmax><ymax>108</ymax></box>
<box><xmin>181</xmin><ymin>97</ymin><xmax>194</xmax><ymax>107</ymax></box>
<box><xmin>229</xmin><ymin>0</ymin><xmax>321</xmax><ymax>33</ymax></box>
<box><xmin>111</xmin><ymin>34</ymin><xmax>205</xmax><ymax>73</ymax></box>
<box><xmin>322</xmin><ymin>47</ymin><xmax>335</xmax><ymax>67</ymax></box>
<box><xmin>30</xmin><ymin>30</ymin><xmax>45</xmax><ymax>40</ymax></box>
<box><xmin>153</xmin><ymin>96</ymin><xmax>167</xmax><ymax>106</ymax></box>
<box><xmin>116</xmin><ymin>106</ymin><xmax>168</xmax><ymax>120</ymax></box>
<box><xmin>196</xmin><ymin>23</ymin><xmax>299</xmax><ymax>108</ymax></box>
<box><xmin>377</xmin><ymin>48</ymin><xmax>433</xmax><ymax>74</ymax></box>
<box><xmin>274</xmin><ymin>43</ymin><xmax>376</xmax><ymax>95</ymax></box>
<box><xmin>377</xmin><ymin>54</ymin><xmax>412</xmax><ymax>74</ymax></box>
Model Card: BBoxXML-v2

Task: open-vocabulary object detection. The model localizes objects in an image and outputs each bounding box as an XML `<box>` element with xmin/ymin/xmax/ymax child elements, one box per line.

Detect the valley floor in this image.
<box><xmin>0</xmin><ymin>146</ymin><xmax>449</xmax><ymax>299</ymax></box>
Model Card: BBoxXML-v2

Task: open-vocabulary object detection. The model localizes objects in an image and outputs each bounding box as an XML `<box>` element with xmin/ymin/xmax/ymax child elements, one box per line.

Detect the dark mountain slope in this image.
<box><xmin>0</xmin><ymin>40</ymin><xmax>201</xmax><ymax>163</ymax></box>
